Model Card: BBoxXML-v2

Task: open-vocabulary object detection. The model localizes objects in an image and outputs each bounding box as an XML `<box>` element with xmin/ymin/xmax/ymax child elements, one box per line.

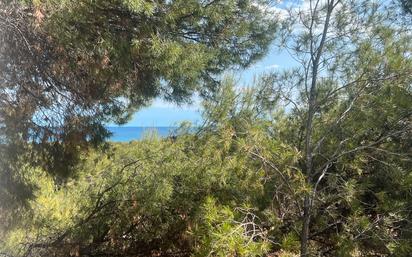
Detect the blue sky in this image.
<box><xmin>120</xmin><ymin>0</ymin><xmax>301</xmax><ymax>127</ymax></box>
<box><xmin>119</xmin><ymin>44</ymin><xmax>296</xmax><ymax>127</ymax></box>
<box><xmin>125</xmin><ymin>104</ymin><xmax>201</xmax><ymax>127</ymax></box>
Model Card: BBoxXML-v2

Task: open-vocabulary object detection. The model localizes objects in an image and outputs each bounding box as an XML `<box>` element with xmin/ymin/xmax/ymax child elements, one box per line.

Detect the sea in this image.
<box><xmin>107</xmin><ymin>127</ymin><xmax>178</xmax><ymax>142</ymax></box>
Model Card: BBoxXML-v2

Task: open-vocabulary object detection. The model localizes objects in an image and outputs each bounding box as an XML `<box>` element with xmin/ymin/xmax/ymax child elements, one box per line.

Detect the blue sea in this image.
<box><xmin>107</xmin><ymin>127</ymin><xmax>178</xmax><ymax>142</ymax></box>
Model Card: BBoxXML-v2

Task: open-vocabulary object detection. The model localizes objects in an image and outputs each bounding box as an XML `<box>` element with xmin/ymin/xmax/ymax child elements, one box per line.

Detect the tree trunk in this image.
<box><xmin>300</xmin><ymin>195</ymin><xmax>311</xmax><ymax>257</ymax></box>
<box><xmin>299</xmin><ymin>1</ymin><xmax>335</xmax><ymax>256</ymax></box>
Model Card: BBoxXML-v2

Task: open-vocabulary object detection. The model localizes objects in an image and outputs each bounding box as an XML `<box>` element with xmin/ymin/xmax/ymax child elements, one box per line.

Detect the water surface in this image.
<box><xmin>107</xmin><ymin>127</ymin><xmax>177</xmax><ymax>142</ymax></box>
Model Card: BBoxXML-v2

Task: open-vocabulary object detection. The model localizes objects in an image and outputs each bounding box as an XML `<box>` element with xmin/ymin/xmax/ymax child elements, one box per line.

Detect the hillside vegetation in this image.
<box><xmin>1</xmin><ymin>0</ymin><xmax>412</xmax><ymax>256</ymax></box>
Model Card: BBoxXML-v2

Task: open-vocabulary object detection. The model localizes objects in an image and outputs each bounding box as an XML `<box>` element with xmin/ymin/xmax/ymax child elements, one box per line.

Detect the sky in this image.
<box><xmin>119</xmin><ymin>46</ymin><xmax>297</xmax><ymax>127</ymax></box>
<box><xmin>117</xmin><ymin>2</ymin><xmax>300</xmax><ymax>127</ymax></box>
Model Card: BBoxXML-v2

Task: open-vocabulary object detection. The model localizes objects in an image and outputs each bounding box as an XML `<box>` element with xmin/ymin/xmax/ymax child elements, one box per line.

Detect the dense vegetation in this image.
<box><xmin>0</xmin><ymin>0</ymin><xmax>275</xmax><ymax>206</ymax></box>
<box><xmin>1</xmin><ymin>0</ymin><xmax>412</xmax><ymax>256</ymax></box>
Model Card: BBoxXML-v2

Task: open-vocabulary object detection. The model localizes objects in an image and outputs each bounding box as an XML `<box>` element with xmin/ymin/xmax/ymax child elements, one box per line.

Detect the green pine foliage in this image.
<box><xmin>1</xmin><ymin>1</ymin><xmax>412</xmax><ymax>256</ymax></box>
<box><xmin>0</xmin><ymin>0</ymin><xmax>277</xmax><ymax>205</ymax></box>
<box><xmin>0</xmin><ymin>79</ymin><xmax>300</xmax><ymax>256</ymax></box>
<box><xmin>0</xmin><ymin>69</ymin><xmax>411</xmax><ymax>256</ymax></box>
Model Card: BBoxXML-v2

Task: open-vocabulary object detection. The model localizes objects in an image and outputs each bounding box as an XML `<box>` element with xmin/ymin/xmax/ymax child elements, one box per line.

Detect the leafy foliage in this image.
<box><xmin>0</xmin><ymin>80</ymin><xmax>286</xmax><ymax>256</ymax></box>
<box><xmin>0</xmin><ymin>0</ymin><xmax>277</xmax><ymax>205</ymax></box>
<box><xmin>1</xmin><ymin>1</ymin><xmax>412</xmax><ymax>257</ymax></box>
